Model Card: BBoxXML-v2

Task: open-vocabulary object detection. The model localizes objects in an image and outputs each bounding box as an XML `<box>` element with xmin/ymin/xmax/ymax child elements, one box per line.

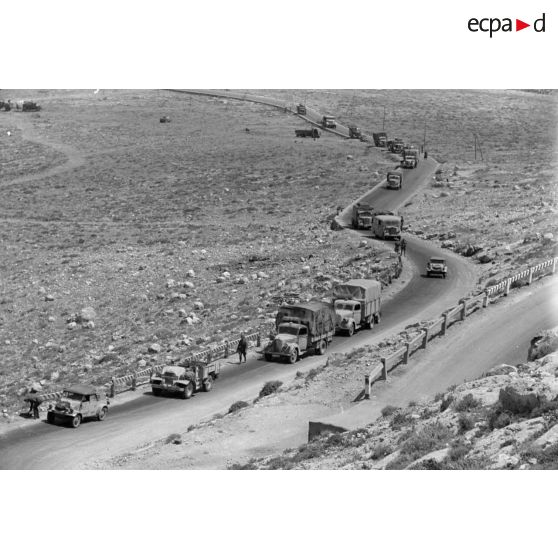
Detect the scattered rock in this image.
<box><xmin>148</xmin><ymin>343</ymin><xmax>162</xmax><ymax>353</ymax></box>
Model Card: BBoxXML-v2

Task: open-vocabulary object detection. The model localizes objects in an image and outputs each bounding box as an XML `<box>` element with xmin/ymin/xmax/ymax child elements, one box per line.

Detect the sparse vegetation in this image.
<box><xmin>454</xmin><ymin>393</ymin><xmax>482</xmax><ymax>412</ymax></box>
<box><xmin>229</xmin><ymin>400</ymin><xmax>250</xmax><ymax>414</ymax></box>
<box><xmin>258</xmin><ymin>380</ymin><xmax>283</xmax><ymax>399</ymax></box>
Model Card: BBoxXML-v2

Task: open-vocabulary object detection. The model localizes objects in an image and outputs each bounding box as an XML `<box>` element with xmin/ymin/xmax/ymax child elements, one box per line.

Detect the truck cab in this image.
<box><xmin>352</xmin><ymin>202</ymin><xmax>374</xmax><ymax>229</ymax></box>
<box><xmin>402</xmin><ymin>148</ymin><xmax>419</xmax><ymax>169</ymax></box>
<box><xmin>334</xmin><ymin>300</ymin><xmax>362</xmax><ymax>336</ymax></box>
<box><xmin>333</xmin><ymin>279</ymin><xmax>381</xmax><ymax>335</ymax></box>
<box><xmin>322</xmin><ymin>115</ymin><xmax>336</xmax><ymax>129</ymax></box>
<box><xmin>372</xmin><ymin>214</ymin><xmax>402</xmax><ymax>240</ymax></box>
<box><xmin>387</xmin><ymin>171</ymin><xmax>403</xmax><ymax>189</ymax></box>
<box><xmin>348</xmin><ymin>125</ymin><xmax>362</xmax><ymax>139</ymax></box>
<box><xmin>296</xmin><ymin>104</ymin><xmax>307</xmax><ymax>115</ymax></box>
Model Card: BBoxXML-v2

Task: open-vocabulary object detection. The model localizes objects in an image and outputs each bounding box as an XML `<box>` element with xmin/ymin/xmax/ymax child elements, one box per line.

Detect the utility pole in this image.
<box><xmin>423</xmin><ymin>119</ymin><xmax>427</xmax><ymax>153</ymax></box>
<box><xmin>382</xmin><ymin>107</ymin><xmax>386</xmax><ymax>131</ymax></box>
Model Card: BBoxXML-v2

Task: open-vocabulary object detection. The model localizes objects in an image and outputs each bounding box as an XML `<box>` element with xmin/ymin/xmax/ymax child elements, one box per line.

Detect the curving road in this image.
<box><xmin>0</xmin><ymin>148</ymin><xmax>478</xmax><ymax>469</ymax></box>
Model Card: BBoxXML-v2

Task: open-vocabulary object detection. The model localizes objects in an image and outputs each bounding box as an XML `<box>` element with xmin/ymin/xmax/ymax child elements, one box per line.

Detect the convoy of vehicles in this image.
<box><xmin>426</xmin><ymin>257</ymin><xmax>448</xmax><ymax>278</ymax></box>
<box><xmin>263</xmin><ymin>302</ymin><xmax>336</xmax><ymax>364</ymax></box>
<box><xmin>387</xmin><ymin>170</ymin><xmax>403</xmax><ymax>189</ymax></box>
<box><xmin>333</xmin><ymin>280</ymin><xmax>382</xmax><ymax>336</ymax></box>
<box><xmin>150</xmin><ymin>361</ymin><xmax>221</xmax><ymax>399</ymax></box>
<box><xmin>27</xmin><ymin>109</ymin><xmax>434</xmax><ymax>424</ymax></box>
<box><xmin>47</xmin><ymin>385</ymin><xmax>110</xmax><ymax>428</ymax></box>
<box><xmin>351</xmin><ymin>202</ymin><xmax>374</xmax><ymax>229</ymax></box>
<box><xmin>371</xmin><ymin>214</ymin><xmax>403</xmax><ymax>240</ymax></box>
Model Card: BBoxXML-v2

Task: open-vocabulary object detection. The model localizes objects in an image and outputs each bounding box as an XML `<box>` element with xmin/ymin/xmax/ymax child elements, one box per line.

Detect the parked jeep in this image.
<box><xmin>426</xmin><ymin>257</ymin><xmax>448</xmax><ymax>278</ymax></box>
<box><xmin>150</xmin><ymin>360</ymin><xmax>221</xmax><ymax>399</ymax></box>
<box><xmin>47</xmin><ymin>385</ymin><xmax>109</xmax><ymax>428</ymax></box>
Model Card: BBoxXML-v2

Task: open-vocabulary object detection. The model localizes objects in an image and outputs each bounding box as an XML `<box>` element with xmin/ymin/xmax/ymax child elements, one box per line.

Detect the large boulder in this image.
<box><xmin>498</xmin><ymin>386</ymin><xmax>543</xmax><ymax>415</ymax></box>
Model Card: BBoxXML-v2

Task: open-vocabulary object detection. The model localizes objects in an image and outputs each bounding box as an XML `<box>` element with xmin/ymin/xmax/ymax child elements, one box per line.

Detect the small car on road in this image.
<box><xmin>426</xmin><ymin>257</ymin><xmax>448</xmax><ymax>278</ymax></box>
<box><xmin>47</xmin><ymin>384</ymin><xmax>109</xmax><ymax>428</ymax></box>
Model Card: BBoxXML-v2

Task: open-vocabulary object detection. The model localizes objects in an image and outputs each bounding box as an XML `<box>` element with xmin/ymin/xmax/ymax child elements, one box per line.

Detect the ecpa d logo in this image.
<box><xmin>468</xmin><ymin>13</ymin><xmax>546</xmax><ymax>37</ymax></box>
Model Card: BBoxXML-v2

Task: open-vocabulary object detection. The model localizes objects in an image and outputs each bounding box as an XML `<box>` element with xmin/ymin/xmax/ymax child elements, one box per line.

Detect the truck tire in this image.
<box><xmin>47</xmin><ymin>411</ymin><xmax>55</xmax><ymax>424</ymax></box>
<box><xmin>71</xmin><ymin>414</ymin><xmax>82</xmax><ymax>428</ymax></box>
<box><xmin>375</xmin><ymin>312</ymin><xmax>381</xmax><ymax>324</ymax></box>
<box><xmin>182</xmin><ymin>383</ymin><xmax>194</xmax><ymax>400</ymax></box>
<box><xmin>347</xmin><ymin>323</ymin><xmax>355</xmax><ymax>337</ymax></box>
<box><xmin>366</xmin><ymin>316</ymin><xmax>374</xmax><ymax>329</ymax></box>
<box><xmin>97</xmin><ymin>407</ymin><xmax>108</xmax><ymax>421</ymax></box>
<box><xmin>202</xmin><ymin>376</ymin><xmax>213</xmax><ymax>392</ymax></box>
<box><xmin>443</xmin><ymin>272</ymin><xmax>447</xmax><ymax>279</ymax></box>
<box><xmin>152</xmin><ymin>387</ymin><xmax>162</xmax><ymax>397</ymax></box>
<box><xmin>264</xmin><ymin>353</ymin><xmax>273</xmax><ymax>362</ymax></box>
<box><xmin>316</xmin><ymin>340</ymin><xmax>327</xmax><ymax>355</ymax></box>
<box><xmin>288</xmin><ymin>350</ymin><xmax>298</xmax><ymax>364</ymax></box>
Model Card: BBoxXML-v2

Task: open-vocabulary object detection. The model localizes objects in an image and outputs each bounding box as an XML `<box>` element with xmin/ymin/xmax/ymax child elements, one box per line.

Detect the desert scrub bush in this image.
<box><xmin>229</xmin><ymin>400</ymin><xmax>249</xmax><ymax>414</ymax></box>
<box><xmin>381</xmin><ymin>405</ymin><xmax>399</xmax><ymax>418</ymax></box>
<box><xmin>487</xmin><ymin>405</ymin><xmax>512</xmax><ymax>430</ymax></box>
<box><xmin>529</xmin><ymin>398</ymin><xmax>558</xmax><ymax>418</ymax></box>
<box><xmin>390</xmin><ymin>411</ymin><xmax>414</xmax><ymax>430</ymax></box>
<box><xmin>440</xmin><ymin>394</ymin><xmax>455</xmax><ymax>412</ymax></box>
<box><xmin>371</xmin><ymin>442</ymin><xmax>393</xmax><ymax>460</ymax></box>
<box><xmin>258</xmin><ymin>380</ymin><xmax>283</xmax><ymax>399</ymax></box>
<box><xmin>454</xmin><ymin>393</ymin><xmax>482</xmax><ymax>413</ymax></box>
<box><xmin>400</xmin><ymin>422</ymin><xmax>453</xmax><ymax>461</ymax></box>
<box><xmin>165</xmin><ymin>433</ymin><xmax>182</xmax><ymax>445</ymax></box>
<box><xmin>433</xmin><ymin>392</ymin><xmax>445</xmax><ymax>402</ymax></box>
<box><xmin>457</xmin><ymin>413</ymin><xmax>475</xmax><ymax>433</ymax></box>
<box><xmin>448</xmin><ymin>439</ymin><xmax>470</xmax><ymax>461</ymax></box>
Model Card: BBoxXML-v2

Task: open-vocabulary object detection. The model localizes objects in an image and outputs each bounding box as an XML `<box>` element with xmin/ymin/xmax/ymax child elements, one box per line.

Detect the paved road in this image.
<box><xmin>315</xmin><ymin>278</ymin><xmax>558</xmax><ymax>433</ymax></box>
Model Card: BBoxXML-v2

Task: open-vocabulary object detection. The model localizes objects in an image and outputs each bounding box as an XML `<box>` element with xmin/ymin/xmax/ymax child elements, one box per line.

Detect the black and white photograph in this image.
<box><xmin>1</xmin><ymin>1</ymin><xmax>557</xmax><ymax>557</ymax></box>
<box><xmin>1</xmin><ymin>88</ymin><xmax>556</xmax><ymax>470</ymax></box>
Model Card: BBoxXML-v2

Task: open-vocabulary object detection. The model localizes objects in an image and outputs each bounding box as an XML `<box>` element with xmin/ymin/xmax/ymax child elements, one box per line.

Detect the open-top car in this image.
<box><xmin>426</xmin><ymin>257</ymin><xmax>448</xmax><ymax>278</ymax></box>
<box><xmin>47</xmin><ymin>384</ymin><xmax>110</xmax><ymax>428</ymax></box>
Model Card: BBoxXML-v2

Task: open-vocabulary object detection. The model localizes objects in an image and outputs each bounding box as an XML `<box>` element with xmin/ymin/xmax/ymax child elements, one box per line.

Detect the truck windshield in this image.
<box><xmin>63</xmin><ymin>392</ymin><xmax>85</xmax><ymax>401</ymax></box>
<box><xmin>278</xmin><ymin>325</ymin><xmax>301</xmax><ymax>335</ymax></box>
<box><xmin>335</xmin><ymin>302</ymin><xmax>354</xmax><ymax>310</ymax></box>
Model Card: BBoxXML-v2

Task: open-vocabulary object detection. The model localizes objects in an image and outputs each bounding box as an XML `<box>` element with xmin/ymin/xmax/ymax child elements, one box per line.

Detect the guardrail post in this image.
<box><xmin>110</xmin><ymin>377</ymin><xmax>116</xmax><ymax>398</ymax></box>
<box><xmin>553</xmin><ymin>259</ymin><xmax>557</xmax><ymax>274</ymax></box>
<box><xmin>380</xmin><ymin>357</ymin><xmax>387</xmax><ymax>380</ymax></box>
<box><xmin>224</xmin><ymin>342</ymin><xmax>229</xmax><ymax>358</ymax></box>
<box><xmin>404</xmin><ymin>343</ymin><xmax>410</xmax><ymax>364</ymax></box>
<box><xmin>364</xmin><ymin>374</ymin><xmax>370</xmax><ymax>399</ymax></box>
<box><xmin>528</xmin><ymin>268</ymin><xmax>534</xmax><ymax>285</ymax></box>
<box><xmin>441</xmin><ymin>313</ymin><xmax>448</xmax><ymax>334</ymax></box>
<box><xmin>460</xmin><ymin>298</ymin><xmax>468</xmax><ymax>321</ymax></box>
<box><xmin>482</xmin><ymin>292</ymin><xmax>489</xmax><ymax>308</ymax></box>
<box><xmin>421</xmin><ymin>328</ymin><xmax>428</xmax><ymax>349</ymax></box>
<box><xmin>131</xmin><ymin>375</ymin><xmax>137</xmax><ymax>391</ymax></box>
<box><xmin>504</xmin><ymin>278</ymin><xmax>511</xmax><ymax>296</ymax></box>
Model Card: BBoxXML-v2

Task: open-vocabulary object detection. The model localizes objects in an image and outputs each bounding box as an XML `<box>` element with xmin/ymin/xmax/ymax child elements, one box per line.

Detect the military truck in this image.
<box><xmin>333</xmin><ymin>279</ymin><xmax>382</xmax><ymax>336</ymax></box>
<box><xmin>351</xmin><ymin>202</ymin><xmax>374</xmax><ymax>230</ymax></box>
<box><xmin>402</xmin><ymin>148</ymin><xmax>419</xmax><ymax>169</ymax></box>
<box><xmin>386</xmin><ymin>170</ymin><xmax>403</xmax><ymax>189</ymax></box>
<box><xmin>390</xmin><ymin>138</ymin><xmax>405</xmax><ymax>154</ymax></box>
<box><xmin>46</xmin><ymin>385</ymin><xmax>110</xmax><ymax>428</ymax></box>
<box><xmin>372</xmin><ymin>132</ymin><xmax>388</xmax><ymax>148</ymax></box>
<box><xmin>263</xmin><ymin>302</ymin><xmax>336</xmax><ymax>364</ymax></box>
<box><xmin>296</xmin><ymin>104</ymin><xmax>307</xmax><ymax>115</ymax></box>
<box><xmin>348</xmin><ymin>125</ymin><xmax>362</xmax><ymax>139</ymax></box>
<box><xmin>295</xmin><ymin>128</ymin><xmax>320</xmax><ymax>138</ymax></box>
<box><xmin>21</xmin><ymin>101</ymin><xmax>41</xmax><ymax>112</ymax></box>
<box><xmin>371</xmin><ymin>214</ymin><xmax>402</xmax><ymax>240</ymax></box>
<box><xmin>322</xmin><ymin>115</ymin><xmax>336</xmax><ymax>129</ymax></box>
<box><xmin>150</xmin><ymin>360</ymin><xmax>221</xmax><ymax>399</ymax></box>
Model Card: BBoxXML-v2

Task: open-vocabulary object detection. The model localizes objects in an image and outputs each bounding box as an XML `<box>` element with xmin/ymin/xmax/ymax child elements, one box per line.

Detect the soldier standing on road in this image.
<box><xmin>237</xmin><ymin>333</ymin><xmax>248</xmax><ymax>364</ymax></box>
<box><xmin>394</xmin><ymin>239</ymin><xmax>401</xmax><ymax>254</ymax></box>
<box><xmin>400</xmin><ymin>238</ymin><xmax>407</xmax><ymax>256</ymax></box>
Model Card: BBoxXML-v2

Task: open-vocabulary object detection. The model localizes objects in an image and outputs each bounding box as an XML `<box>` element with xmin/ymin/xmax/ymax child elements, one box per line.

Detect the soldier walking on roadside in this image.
<box><xmin>237</xmin><ymin>333</ymin><xmax>248</xmax><ymax>364</ymax></box>
<box><xmin>400</xmin><ymin>238</ymin><xmax>407</xmax><ymax>256</ymax></box>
